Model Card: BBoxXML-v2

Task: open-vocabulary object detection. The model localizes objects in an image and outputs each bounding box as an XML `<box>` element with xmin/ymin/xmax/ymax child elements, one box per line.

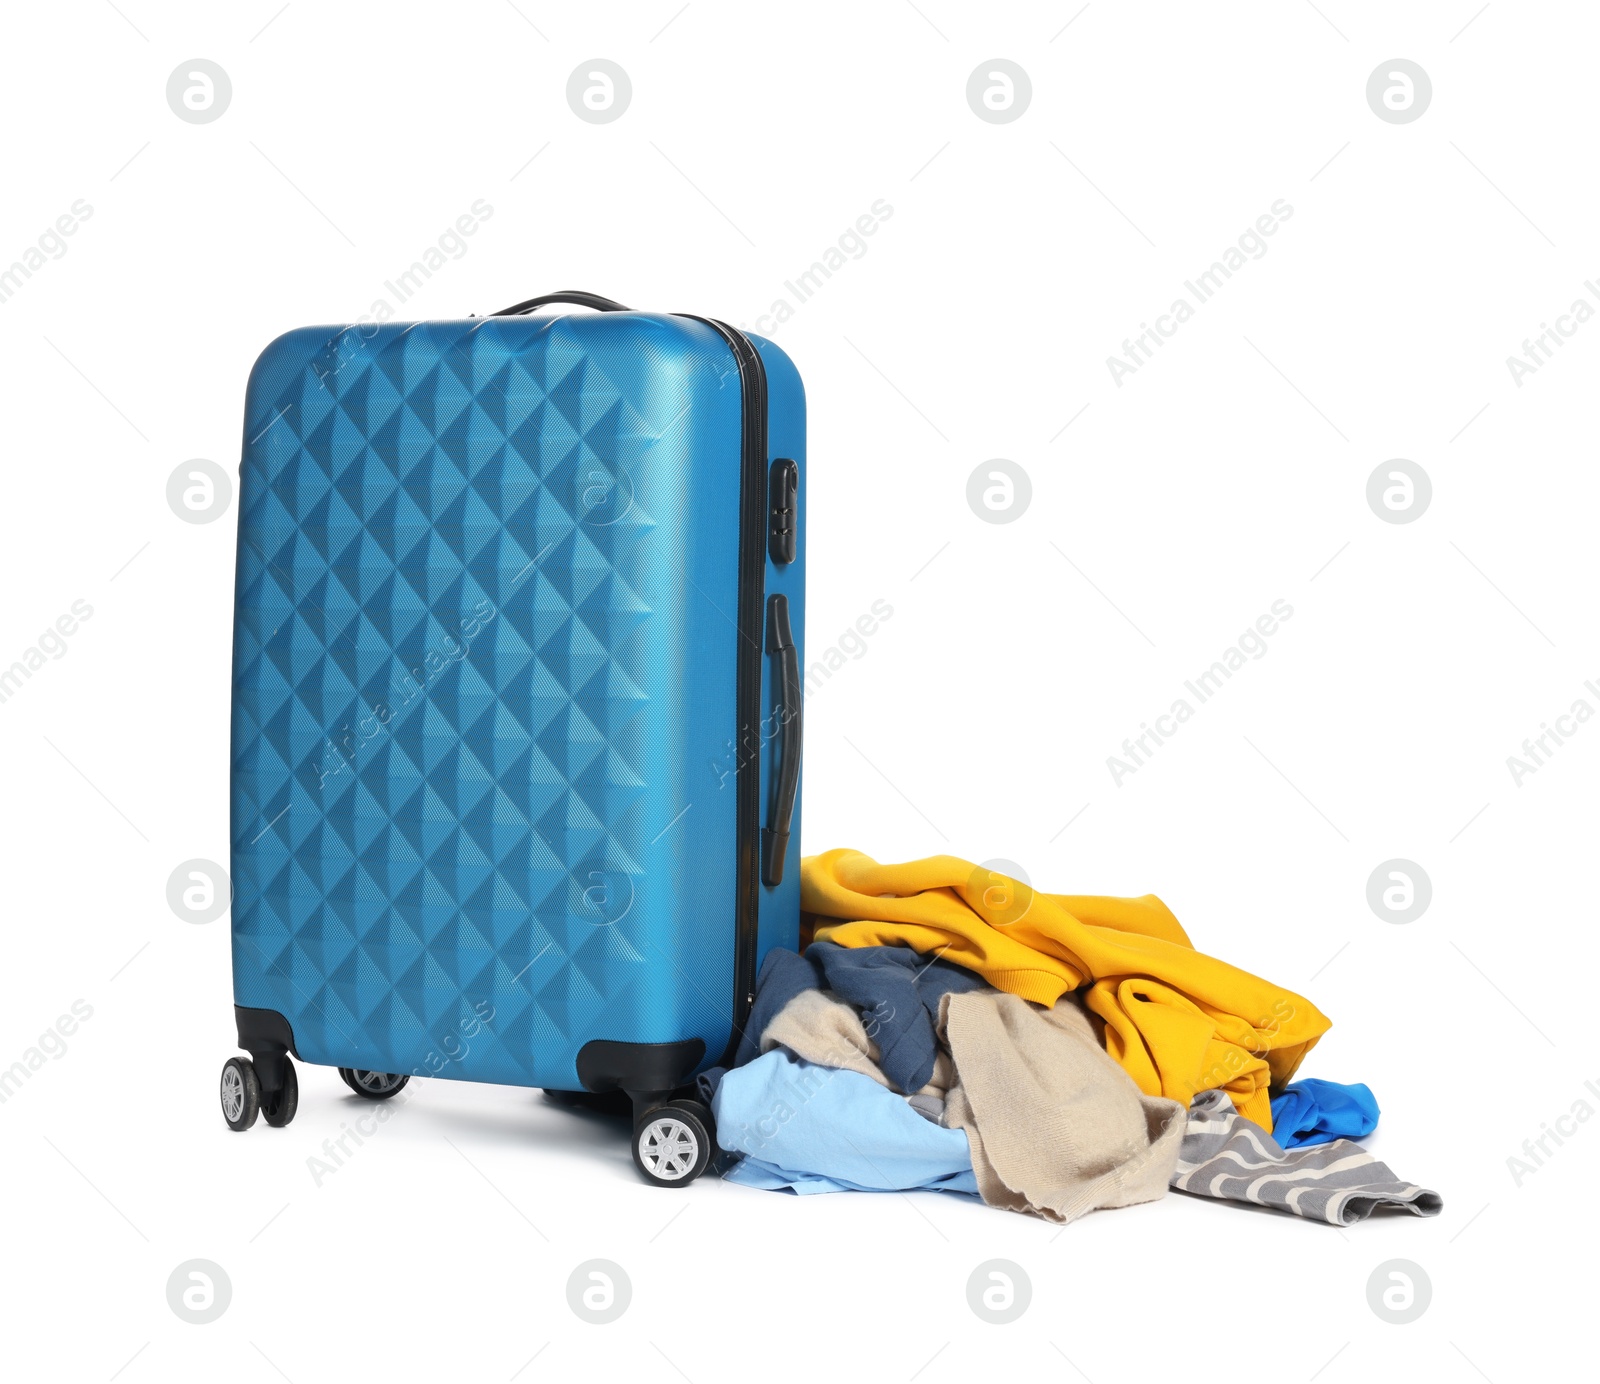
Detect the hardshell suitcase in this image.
<box><xmin>224</xmin><ymin>291</ymin><xmax>805</xmax><ymax>1184</ymax></box>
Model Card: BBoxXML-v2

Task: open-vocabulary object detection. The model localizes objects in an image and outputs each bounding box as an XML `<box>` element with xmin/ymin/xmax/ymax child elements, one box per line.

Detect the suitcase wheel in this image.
<box><xmin>261</xmin><ymin>1057</ymin><xmax>299</xmax><ymax>1128</ymax></box>
<box><xmin>222</xmin><ymin>1054</ymin><xmax>300</xmax><ymax>1130</ymax></box>
<box><xmin>220</xmin><ymin>1057</ymin><xmax>261</xmax><ymax>1132</ymax></box>
<box><xmin>632</xmin><ymin>1098</ymin><xmax>714</xmax><ymax>1187</ymax></box>
<box><xmin>339</xmin><ymin>1068</ymin><xmax>410</xmax><ymax>1100</ymax></box>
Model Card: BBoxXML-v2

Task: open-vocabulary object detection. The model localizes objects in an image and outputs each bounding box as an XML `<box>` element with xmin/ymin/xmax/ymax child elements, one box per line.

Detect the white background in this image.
<box><xmin>0</xmin><ymin>1</ymin><xmax>1593</xmax><ymax>1380</ymax></box>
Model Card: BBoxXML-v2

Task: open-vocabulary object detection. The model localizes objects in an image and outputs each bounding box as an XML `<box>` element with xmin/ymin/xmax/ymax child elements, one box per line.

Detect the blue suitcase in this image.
<box><xmin>222</xmin><ymin>291</ymin><xmax>805</xmax><ymax>1184</ymax></box>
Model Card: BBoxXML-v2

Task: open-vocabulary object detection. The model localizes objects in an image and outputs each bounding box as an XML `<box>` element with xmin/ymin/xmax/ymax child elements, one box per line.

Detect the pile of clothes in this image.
<box><xmin>701</xmin><ymin>850</ymin><xmax>1440</xmax><ymax>1227</ymax></box>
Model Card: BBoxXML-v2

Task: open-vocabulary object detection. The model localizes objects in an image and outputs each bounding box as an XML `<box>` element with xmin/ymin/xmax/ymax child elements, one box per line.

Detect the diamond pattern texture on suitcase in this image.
<box><xmin>230</xmin><ymin>317</ymin><xmax>744</xmax><ymax>1089</ymax></box>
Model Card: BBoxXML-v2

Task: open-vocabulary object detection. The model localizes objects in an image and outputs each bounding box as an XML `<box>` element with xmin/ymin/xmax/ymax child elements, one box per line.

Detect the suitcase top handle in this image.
<box><xmin>493</xmin><ymin>290</ymin><xmax>631</xmax><ymax>316</ymax></box>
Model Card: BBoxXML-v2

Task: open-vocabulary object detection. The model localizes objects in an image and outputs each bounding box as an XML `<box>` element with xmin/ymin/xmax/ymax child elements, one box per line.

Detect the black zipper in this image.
<box><xmin>678</xmin><ymin>315</ymin><xmax>767</xmax><ymax>1064</ymax></box>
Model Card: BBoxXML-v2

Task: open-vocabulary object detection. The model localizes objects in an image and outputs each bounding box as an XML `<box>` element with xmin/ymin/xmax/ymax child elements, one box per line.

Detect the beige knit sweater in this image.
<box><xmin>939</xmin><ymin>990</ymin><xmax>1185</xmax><ymax>1224</ymax></box>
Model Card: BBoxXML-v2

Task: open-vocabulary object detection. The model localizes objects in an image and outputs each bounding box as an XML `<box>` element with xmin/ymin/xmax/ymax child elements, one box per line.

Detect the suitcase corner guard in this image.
<box><xmin>575</xmin><ymin>1038</ymin><xmax>706</xmax><ymax>1101</ymax></box>
<box><xmin>235</xmin><ymin>1005</ymin><xmax>298</xmax><ymax>1093</ymax></box>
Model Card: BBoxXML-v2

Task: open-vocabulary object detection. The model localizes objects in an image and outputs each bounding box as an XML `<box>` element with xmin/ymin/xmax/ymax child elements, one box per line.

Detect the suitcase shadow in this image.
<box><xmin>339</xmin><ymin>1085</ymin><xmax>639</xmax><ymax>1171</ymax></box>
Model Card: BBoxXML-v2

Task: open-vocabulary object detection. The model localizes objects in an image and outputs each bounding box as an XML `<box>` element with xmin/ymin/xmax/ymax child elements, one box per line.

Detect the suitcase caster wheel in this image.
<box><xmin>220</xmin><ymin>1057</ymin><xmax>261</xmax><ymax>1132</ymax></box>
<box><xmin>632</xmin><ymin>1099</ymin><xmax>713</xmax><ymax>1187</ymax></box>
<box><xmin>262</xmin><ymin>1057</ymin><xmax>299</xmax><ymax>1128</ymax></box>
<box><xmin>339</xmin><ymin>1068</ymin><xmax>410</xmax><ymax>1100</ymax></box>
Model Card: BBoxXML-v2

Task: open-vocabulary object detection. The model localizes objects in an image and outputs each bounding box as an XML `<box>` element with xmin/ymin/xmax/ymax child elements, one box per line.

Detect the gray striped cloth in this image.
<box><xmin>1172</xmin><ymin>1090</ymin><xmax>1442</xmax><ymax>1225</ymax></box>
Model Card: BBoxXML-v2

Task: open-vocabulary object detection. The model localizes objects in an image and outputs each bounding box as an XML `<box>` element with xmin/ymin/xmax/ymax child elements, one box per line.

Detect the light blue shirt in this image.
<box><xmin>712</xmin><ymin>1050</ymin><xmax>979</xmax><ymax>1196</ymax></box>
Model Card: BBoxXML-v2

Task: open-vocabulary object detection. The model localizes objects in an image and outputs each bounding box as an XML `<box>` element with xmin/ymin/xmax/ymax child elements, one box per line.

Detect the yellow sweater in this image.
<box><xmin>803</xmin><ymin>850</ymin><xmax>1329</xmax><ymax>1131</ymax></box>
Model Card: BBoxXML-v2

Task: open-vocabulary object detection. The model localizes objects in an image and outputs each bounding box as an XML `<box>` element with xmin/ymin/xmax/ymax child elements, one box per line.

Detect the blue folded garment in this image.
<box><xmin>711</xmin><ymin>1049</ymin><xmax>979</xmax><ymax>1197</ymax></box>
<box><xmin>1270</xmin><ymin>1078</ymin><xmax>1380</xmax><ymax>1149</ymax></box>
<box><xmin>733</xmin><ymin>941</ymin><xmax>989</xmax><ymax>1093</ymax></box>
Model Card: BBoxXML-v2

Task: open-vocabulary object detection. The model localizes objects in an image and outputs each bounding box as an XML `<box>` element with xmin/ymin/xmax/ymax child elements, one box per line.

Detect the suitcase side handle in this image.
<box><xmin>491</xmin><ymin>290</ymin><xmax>631</xmax><ymax>316</ymax></box>
<box><xmin>761</xmin><ymin>593</ymin><xmax>802</xmax><ymax>887</ymax></box>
